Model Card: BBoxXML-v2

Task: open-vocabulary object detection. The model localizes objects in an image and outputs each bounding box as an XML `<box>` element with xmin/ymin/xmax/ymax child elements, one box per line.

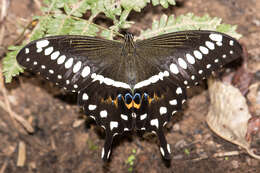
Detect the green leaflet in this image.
<box><xmin>137</xmin><ymin>13</ymin><xmax>242</xmax><ymax>41</ymax></box>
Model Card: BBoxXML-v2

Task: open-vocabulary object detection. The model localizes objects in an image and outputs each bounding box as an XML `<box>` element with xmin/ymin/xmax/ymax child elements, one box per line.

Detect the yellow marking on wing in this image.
<box><xmin>125</xmin><ymin>101</ymin><xmax>133</xmax><ymax>109</ymax></box>
<box><xmin>133</xmin><ymin>102</ymin><xmax>141</xmax><ymax>109</ymax></box>
<box><xmin>113</xmin><ymin>97</ymin><xmax>118</xmax><ymax>108</ymax></box>
<box><xmin>147</xmin><ymin>93</ymin><xmax>165</xmax><ymax>105</ymax></box>
<box><xmin>100</xmin><ymin>96</ymin><xmax>119</xmax><ymax>108</ymax></box>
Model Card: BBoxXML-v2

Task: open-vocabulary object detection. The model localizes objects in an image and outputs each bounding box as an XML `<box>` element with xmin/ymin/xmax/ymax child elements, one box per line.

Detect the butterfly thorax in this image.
<box><xmin>121</xmin><ymin>33</ymin><xmax>138</xmax><ymax>86</ymax></box>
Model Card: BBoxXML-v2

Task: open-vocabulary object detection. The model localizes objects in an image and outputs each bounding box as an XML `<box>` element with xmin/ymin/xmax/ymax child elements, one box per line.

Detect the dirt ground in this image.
<box><xmin>0</xmin><ymin>0</ymin><xmax>260</xmax><ymax>172</ymax></box>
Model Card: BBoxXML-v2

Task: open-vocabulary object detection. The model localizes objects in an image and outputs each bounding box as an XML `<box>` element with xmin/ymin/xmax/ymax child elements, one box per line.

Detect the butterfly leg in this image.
<box><xmin>101</xmin><ymin>130</ymin><xmax>114</xmax><ymax>161</ymax></box>
<box><xmin>157</xmin><ymin>128</ymin><xmax>171</xmax><ymax>160</ymax></box>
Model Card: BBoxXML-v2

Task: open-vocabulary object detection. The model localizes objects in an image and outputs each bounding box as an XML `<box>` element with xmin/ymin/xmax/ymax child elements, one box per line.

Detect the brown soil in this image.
<box><xmin>0</xmin><ymin>0</ymin><xmax>260</xmax><ymax>173</ymax></box>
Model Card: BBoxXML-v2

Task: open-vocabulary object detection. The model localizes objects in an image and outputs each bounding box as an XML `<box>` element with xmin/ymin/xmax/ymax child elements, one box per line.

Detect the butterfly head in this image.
<box><xmin>123</xmin><ymin>33</ymin><xmax>135</xmax><ymax>55</ymax></box>
<box><xmin>124</xmin><ymin>32</ymin><xmax>134</xmax><ymax>42</ymax></box>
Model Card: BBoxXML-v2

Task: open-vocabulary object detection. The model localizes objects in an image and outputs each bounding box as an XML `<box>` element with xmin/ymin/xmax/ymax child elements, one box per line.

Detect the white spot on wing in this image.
<box><xmin>205</xmin><ymin>41</ymin><xmax>215</xmax><ymax>50</ymax></box>
<box><xmin>194</xmin><ymin>50</ymin><xmax>202</xmax><ymax>60</ymax></box>
<box><xmin>92</xmin><ymin>74</ymin><xmax>104</xmax><ymax>84</ymax></box>
<box><xmin>160</xmin><ymin>147</ymin><xmax>165</xmax><ymax>156</ymax></box>
<box><xmin>178</xmin><ymin>58</ymin><xmax>187</xmax><ymax>69</ymax></box>
<box><xmin>169</xmin><ymin>99</ymin><xmax>177</xmax><ymax>105</ymax></box>
<box><xmin>159</xmin><ymin>107</ymin><xmax>167</xmax><ymax>115</ymax></box>
<box><xmin>121</xmin><ymin>114</ymin><xmax>128</xmax><ymax>121</ymax></box>
<box><xmin>25</xmin><ymin>48</ymin><xmax>29</xmax><ymax>54</ymax></box>
<box><xmin>49</xmin><ymin>69</ymin><xmax>54</xmax><ymax>74</ymax></box>
<box><xmin>36</xmin><ymin>48</ymin><xmax>43</xmax><ymax>53</ymax></box>
<box><xmin>199</xmin><ymin>46</ymin><xmax>209</xmax><ymax>54</ymax></box>
<box><xmin>101</xmin><ymin>148</ymin><xmax>105</xmax><ymax>159</ymax></box>
<box><xmin>110</xmin><ymin>121</ymin><xmax>118</xmax><ymax>130</ymax></box>
<box><xmin>65</xmin><ymin>58</ymin><xmax>73</xmax><ymax>69</ymax></box>
<box><xmin>104</xmin><ymin>78</ymin><xmax>114</xmax><ymax>86</ymax></box>
<box><xmin>134</xmin><ymin>80</ymin><xmax>150</xmax><ymax>89</ymax></box>
<box><xmin>82</xmin><ymin>93</ymin><xmax>88</xmax><ymax>100</ymax></box>
<box><xmin>57</xmin><ymin>55</ymin><xmax>66</xmax><ymax>64</ymax></box>
<box><xmin>107</xmin><ymin>150</ymin><xmax>111</xmax><ymax>159</ymax></box>
<box><xmin>114</xmin><ymin>81</ymin><xmax>131</xmax><ymax>89</ymax></box>
<box><xmin>41</xmin><ymin>65</ymin><xmax>46</xmax><ymax>69</ymax></box>
<box><xmin>140</xmin><ymin>113</ymin><xmax>147</xmax><ymax>120</ymax></box>
<box><xmin>186</xmin><ymin>54</ymin><xmax>195</xmax><ymax>64</ymax></box>
<box><xmin>100</xmin><ymin>110</ymin><xmax>107</xmax><ymax>118</ymax></box>
<box><xmin>124</xmin><ymin>128</ymin><xmax>129</xmax><ymax>131</ymax></box>
<box><xmin>36</xmin><ymin>40</ymin><xmax>49</xmax><ymax>49</ymax></box>
<box><xmin>206</xmin><ymin>64</ymin><xmax>211</xmax><ymax>69</ymax></box>
<box><xmin>209</xmin><ymin>33</ymin><xmax>223</xmax><ymax>42</ymax></box>
<box><xmin>57</xmin><ymin>75</ymin><xmax>62</xmax><ymax>79</ymax></box>
<box><xmin>81</xmin><ymin>66</ymin><xmax>91</xmax><ymax>78</ymax></box>
<box><xmin>216</xmin><ymin>41</ymin><xmax>223</xmax><ymax>46</ymax></box>
<box><xmin>73</xmin><ymin>61</ymin><xmax>82</xmax><ymax>73</ymax></box>
<box><xmin>229</xmin><ymin>40</ymin><xmax>234</xmax><ymax>46</ymax></box>
<box><xmin>90</xmin><ymin>116</ymin><xmax>95</xmax><ymax>120</ymax></box>
<box><xmin>44</xmin><ymin>46</ymin><xmax>54</xmax><ymax>55</ymax></box>
<box><xmin>170</xmin><ymin>63</ymin><xmax>179</xmax><ymax>74</ymax></box>
<box><xmin>150</xmin><ymin>75</ymin><xmax>160</xmax><ymax>83</ymax></box>
<box><xmin>51</xmin><ymin>51</ymin><xmax>60</xmax><ymax>60</ymax></box>
<box><xmin>176</xmin><ymin>87</ymin><xmax>182</xmax><ymax>94</ymax></box>
<box><xmin>167</xmin><ymin>144</ymin><xmax>171</xmax><ymax>153</ymax></box>
<box><xmin>88</xmin><ymin>104</ymin><xmax>97</xmax><ymax>110</ymax></box>
<box><xmin>150</xmin><ymin>119</ymin><xmax>159</xmax><ymax>128</ymax></box>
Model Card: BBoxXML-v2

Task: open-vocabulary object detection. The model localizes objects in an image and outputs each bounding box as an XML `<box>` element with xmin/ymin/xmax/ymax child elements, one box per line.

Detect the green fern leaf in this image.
<box><xmin>3</xmin><ymin>46</ymin><xmax>24</xmax><ymax>83</ymax></box>
<box><xmin>137</xmin><ymin>13</ymin><xmax>242</xmax><ymax>40</ymax></box>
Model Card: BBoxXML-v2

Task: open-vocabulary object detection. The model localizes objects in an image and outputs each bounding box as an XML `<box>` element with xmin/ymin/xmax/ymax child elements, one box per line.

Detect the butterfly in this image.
<box><xmin>16</xmin><ymin>30</ymin><xmax>242</xmax><ymax>161</ymax></box>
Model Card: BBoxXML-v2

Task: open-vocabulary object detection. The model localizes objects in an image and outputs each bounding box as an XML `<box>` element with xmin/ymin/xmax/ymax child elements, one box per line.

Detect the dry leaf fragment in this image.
<box><xmin>206</xmin><ymin>78</ymin><xmax>260</xmax><ymax>159</ymax></box>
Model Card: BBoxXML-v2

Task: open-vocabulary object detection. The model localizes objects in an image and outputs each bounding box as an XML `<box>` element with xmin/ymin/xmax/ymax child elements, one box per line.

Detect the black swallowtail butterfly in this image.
<box><xmin>16</xmin><ymin>30</ymin><xmax>242</xmax><ymax>161</ymax></box>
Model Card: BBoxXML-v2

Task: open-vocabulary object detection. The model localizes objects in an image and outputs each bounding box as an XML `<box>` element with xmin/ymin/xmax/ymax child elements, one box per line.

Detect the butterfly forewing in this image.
<box><xmin>16</xmin><ymin>35</ymin><xmax>123</xmax><ymax>92</ymax></box>
<box><xmin>135</xmin><ymin>30</ymin><xmax>242</xmax><ymax>88</ymax></box>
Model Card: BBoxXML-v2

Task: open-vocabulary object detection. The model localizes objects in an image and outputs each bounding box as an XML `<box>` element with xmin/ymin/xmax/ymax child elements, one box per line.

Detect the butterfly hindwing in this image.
<box><xmin>134</xmin><ymin>77</ymin><xmax>187</xmax><ymax>159</ymax></box>
<box><xmin>77</xmin><ymin>81</ymin><xmax>133</xmax><ymax>161</ymax></box>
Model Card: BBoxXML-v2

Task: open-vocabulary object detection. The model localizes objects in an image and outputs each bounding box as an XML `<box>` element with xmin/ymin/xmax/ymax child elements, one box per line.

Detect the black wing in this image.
<box><xmin>132</xmin><ymin>30</ymin><xmax>242</xmax><ymax>159</ymax></box>
<box><xmin>135</xmin><ymin>30</ymin><xmax>242</xmax><ymax>88</ymax></box>
<box><xmin>16</xmin><ymin>35</ymin><xmax>129</xmax><ymax>92</ymax></box>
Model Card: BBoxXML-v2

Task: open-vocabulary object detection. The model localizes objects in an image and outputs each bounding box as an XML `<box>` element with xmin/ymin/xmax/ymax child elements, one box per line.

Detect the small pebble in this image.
<box><xmin>194</xmin><ymin>134</ymin><xmax>202</xmax><ymax>141</ymax></box>
<box><xmin>173</xmin><ymin>154</ymin><xmax>184</xmax><ymax>160</ymax></box>
<box><xmin>172</xmin><ymin>123</ymin><xmax>180</xmax><ymax>131</ymax></box>
<box><xmin>175</xmin><ymin>139</ymin><xmax>188</xmax><ymax>149</ymax></box>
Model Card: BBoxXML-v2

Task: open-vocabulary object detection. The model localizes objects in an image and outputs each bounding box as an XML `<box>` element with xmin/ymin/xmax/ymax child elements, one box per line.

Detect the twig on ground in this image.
<box><xmin>0</xmin><ymin>160</ymin><xmax>8</xmax><ymax>173</ymax></box>
<box><xmin>192</xmin><ymin>150</ymin><xmax>244</xmax><ymax>162</ymax></box>
<box><xmin>0</xmin><ymin>67</ymin><xmax>34</xmax><ymax>133</ymax></box>
<box><xmin>33</xmin><ymin>0</ymin><xmax>42</xmax><ymax>12</ymax></box>
<box><xmin>0</xmin><ymin>0</ymin><xmax>9</xmax><ymax>46</ymax></box>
